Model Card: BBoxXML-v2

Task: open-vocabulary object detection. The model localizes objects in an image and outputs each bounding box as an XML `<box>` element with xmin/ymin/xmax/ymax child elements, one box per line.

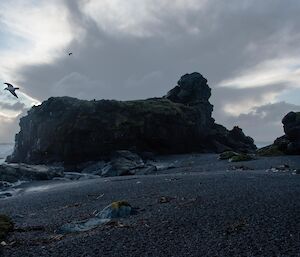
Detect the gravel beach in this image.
<box><xmin>1</xmin><ymin>154</ymin><xmax>300</xmax><ymax>257</ymax></box>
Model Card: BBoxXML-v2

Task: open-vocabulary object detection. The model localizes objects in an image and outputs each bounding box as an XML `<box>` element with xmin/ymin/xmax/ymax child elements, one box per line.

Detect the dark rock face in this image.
<box><xmin>282</xmin><ymin>112</ymin><xmax>300</xmax><ymax>136</ymax></box>
<box><xmin>208</xmin><ymin>125</ymin><xmax>255</xmax><ymax>153</ymax></box>
<box><xmin>7</xmin><ymin>72</ymin><xmax>256</xmax><ymax>165</ymax></box>
<box><xmin>260</xmin><ymin>111</ymin><xmax>300</xmax><ymax>155</ymax></box>
<box><xmin>279</xmin><ymin>112</ymin><xmax>300</xmax><ymax>154</ymax></box>
<box><xmin>165</xmin><ymin>72</ymin><xmax>214</xmax><ymax>132</ymax></box>
<box><xmin>165</xmin><ymin>72</ymin><xmax>211</xmax><ymax>104</ymax></box>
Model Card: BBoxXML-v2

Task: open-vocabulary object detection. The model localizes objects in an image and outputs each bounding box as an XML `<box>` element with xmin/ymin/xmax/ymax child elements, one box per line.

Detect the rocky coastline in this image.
<box><xmin>1</xmin><ymin>72</ymin><xmax>300</xmax><ymax>197</ymax></box>
<box><xmin>0</xmin><ymin>73</ymin><xmax>299</xmax><ymax>256</ymax></box>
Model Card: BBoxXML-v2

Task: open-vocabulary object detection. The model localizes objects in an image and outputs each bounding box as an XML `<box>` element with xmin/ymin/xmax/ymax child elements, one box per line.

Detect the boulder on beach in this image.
<box><xmin>258</xmin><ymin>112</ymin><xmax>300</xmax><ymax>155</ymax></box>
<box><xmin>101</xmin><ymin>150</ymin><xmax>145</xmax><ymax>177</ymax></box>
<box><xmin>282</xmin><ymin>112</ymin><xmax>300</xmax><ymax>154</ymax></box>
<box><xmin>219</xmin><ymin>151</ymin><xmax>239</xmax><ymax>160</ymax></box>
<box><xmin>96</xmin><ymin>201</ymin><xmax>133</xmax><ymax>219</ymax></box>
<box><xmin>229</xmin><ymin>153</ymin><xmax>254</xmax><ymax>162</ymax></box>
<box><xmin>0</xmin><ymin>163</ymin><xmax>64</xmax><ymax>183</ymax></box>
<box><xmin>59</xmin><ymin>201</ymin><xmax>133</xmax><ymax>234</ymax></box>
<box><xmin>7</xmin><ymin>72</ymin><xmax>256</xmax><ymax>165</ymax></box>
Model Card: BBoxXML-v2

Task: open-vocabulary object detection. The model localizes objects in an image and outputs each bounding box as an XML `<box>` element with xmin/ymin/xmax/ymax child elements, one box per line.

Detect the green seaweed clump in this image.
<box><xmin>0</xmin><ymin>214</ymin><xmax>13</xmax><ymax>241</ymax></box>
<box><xmin>229</xmin><ymin>154</ymin><xmax>254</xmax><ymax>162</ymax></box>
<box><xmin>219</xmin><ymin>151</ymin><xmax>239</xmax><ymax>160</ymax></box>
<box><xmin>110</xmin><ymin>201</ymin><xmax>131</xmax><ymax>210</ymax></box>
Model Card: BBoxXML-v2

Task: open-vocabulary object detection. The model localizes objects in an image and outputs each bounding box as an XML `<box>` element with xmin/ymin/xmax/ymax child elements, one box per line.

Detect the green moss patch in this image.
<box><xmin>219</xmin><ymin>151</ymin><xmax>239</xmax><ymax>160</ymax></box>
<box><xmin>229</xmin><ymin>154</ymin><xmax>254</xmax><ymax>162</ymax></box>
<box><xmin>124</xmin><ymin>98</ymin><xmax>186</xmax><ymax>116</ymax></box>
<box><xmin>0</xmin><ymin>215</ymin><xmax>13</xmax><ymax>241</ymax></box>
<box><xmin>256</xmin><ymin>145</ymin><xmax>284</xmax><ymax>157</ymax></box>
<box><xmin>110</xmin><ymin>201</ymin><xmax>131</xmax><ymax>209</ymax></box>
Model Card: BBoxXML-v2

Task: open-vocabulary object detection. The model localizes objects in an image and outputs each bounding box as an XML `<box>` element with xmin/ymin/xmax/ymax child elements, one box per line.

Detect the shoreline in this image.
<box><xmin>1</xmin><ymin>153</ymin><xmax>300</xmax><ymax>198</ymax></box>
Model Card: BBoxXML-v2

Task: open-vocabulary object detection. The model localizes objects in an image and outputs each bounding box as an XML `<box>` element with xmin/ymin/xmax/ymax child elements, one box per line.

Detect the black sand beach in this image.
<box><xmin>1</xmin><ymin>154</ymin><xmax>299</xmax><ymax>257</ymax></box>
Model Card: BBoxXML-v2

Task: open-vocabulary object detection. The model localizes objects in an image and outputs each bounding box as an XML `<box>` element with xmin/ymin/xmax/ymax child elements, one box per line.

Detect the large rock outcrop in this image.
<box><xmin>282</xmin><ymin>111</ymin><xmax>300</xmax><ymax>153</ymax></box>
<box><xmin>260</xmin><ymin>112</ymin><xmax>300</xmax><ymax>155</ymax></box>
<box><xmin>7</xmin><ymin>72</ymin><xmax>256</xmax><ymax>165</ymax></box>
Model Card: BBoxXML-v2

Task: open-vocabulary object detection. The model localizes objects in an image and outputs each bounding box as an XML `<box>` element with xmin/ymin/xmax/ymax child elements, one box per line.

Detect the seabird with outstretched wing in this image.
<box><xmin>4</xmin><ymin>83</ymin><xmax>19</xmax><ymax>98</ymax></box>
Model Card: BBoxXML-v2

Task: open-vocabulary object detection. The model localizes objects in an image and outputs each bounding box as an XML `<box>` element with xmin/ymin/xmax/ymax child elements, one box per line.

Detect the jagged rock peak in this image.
<box><xmin>165</xmin><ymin>72</ymin><xmax>211</xmax><ymax>104</ymax></box>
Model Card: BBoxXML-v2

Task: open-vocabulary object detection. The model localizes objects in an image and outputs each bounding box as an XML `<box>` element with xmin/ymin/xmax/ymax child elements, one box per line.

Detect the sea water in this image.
<box><xmin>0</xmin><ymin>143</ymin><xmax>23</xmax><ymax>198</ymax></box>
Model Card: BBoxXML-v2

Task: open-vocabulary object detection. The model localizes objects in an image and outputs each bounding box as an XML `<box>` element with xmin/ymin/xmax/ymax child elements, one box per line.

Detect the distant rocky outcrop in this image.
<box><xmin>7</xmin><ymin>72</ymin><xmax>256</xmax><ymax>165</ymax></box>
<box><xmin>258</xmin><ymin>111</ymin><xmax>300</xmax><ymax>155</ymax></box>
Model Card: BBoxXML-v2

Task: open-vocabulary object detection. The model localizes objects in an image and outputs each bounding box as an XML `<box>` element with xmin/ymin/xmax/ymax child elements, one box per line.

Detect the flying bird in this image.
<box><xmin>4</xmin><ymin>83</ymin><xmax>19</xmax><ymax>98</ymax></box>
<box><xmin>68</xmin><ymin>52</ymin><xmax>73</xmax><ymax>56</ymax></box>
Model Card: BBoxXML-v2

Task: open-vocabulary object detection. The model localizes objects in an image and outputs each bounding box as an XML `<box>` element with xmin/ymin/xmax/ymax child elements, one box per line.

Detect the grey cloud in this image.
<box><xmin>17</xmin><ymin>0</ymin><xmax>300</xmax><ymax>100</ymax></box>
<box><xmin>3</xmin><ymin>0</ymin><xmax>300</xmax><ymax>142</ymax></box>
<box><xmin>223</xmin><ymin>101</ymin><xmax>300</xmax><ymax>143</ymax></box>
<box><xmin>0</xmin><ymin>110</ymin><xmax>27</xmax><ymax>143</ymax></box>
<box><xmin>0</xmin><ymin>101</ymin><xmax>28</xmax><ymax>142</ymax></box>
<box><xmin>0</xmin><ymin>102</ymin><xmax>26</xmax><ymax>111</ymax></box>
<box><xmin>211</xmin><ymin>83</ymin><xmax>290</xmax><ymax>143</ymax></box>
<box><xmin>211</xmin><ymin>83</ymin><xmax>288</xmax><ymax>119</ymax></box>
<box><xmin>0</xmin><ymin>117</ymin><xmax>17</xmax><ymax>143</ymax></box>
<box><xmin>238</xmin><ymin>102</ymin><xmax>300</xmax><ymax>123</ymax></box>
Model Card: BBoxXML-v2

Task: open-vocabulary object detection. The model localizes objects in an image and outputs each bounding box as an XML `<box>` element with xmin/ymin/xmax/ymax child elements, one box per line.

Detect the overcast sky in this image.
<box><xmin>0</xmin><ymin>0</ymin><xmax>300</xmax><ymax>144</ymax></box>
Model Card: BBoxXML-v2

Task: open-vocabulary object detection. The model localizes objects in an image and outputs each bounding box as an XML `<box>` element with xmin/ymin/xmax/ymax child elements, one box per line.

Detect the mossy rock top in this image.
<box><xmin>219</xmin><ymin>151</ymin><xmax>239</xmax><ymax>160</ymax></box>
<box><xmin>256</xmin><ymin>145</ymin><xmax>284</xmax><ymax>157</ymax></box>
